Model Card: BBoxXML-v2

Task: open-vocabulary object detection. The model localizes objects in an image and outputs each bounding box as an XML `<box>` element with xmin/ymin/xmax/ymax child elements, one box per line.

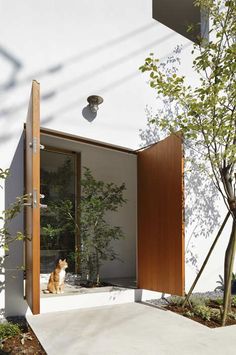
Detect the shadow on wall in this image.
<box><xmin>0</xmin><ymin>32</ymin><xmax>174</xmax><ymax>120</ymax></box>
<box><xmin>0</xmin><ymin>23</ymin><xmax>155</xmax><ymax>93</ymax></box>
<box><xmin>39</xmin><ymin>40</ymin><xmax>190</xmax><ymax>124</ymax></box>
<box><xmin>82</xmin><ymin>106</ymin><xmax>97</xmax><ymax>122</ymax></box>
<box><xmin>0</xmin><ymin>46</ymin><xmax>23</xmax><ymax>90</ymax></box>
<box><xmin>139</xmin><ymin>49</ymin><xmax>220</xmax><ymax>273</ymax></box>
<box><xmin>0</xmin><ymin>23</ymin><xmax>192</xmax><ymax>128</ymax></box>
<box><xmin>3</xmin><ymin>132</ymin><xmax>28</xmax><ymax>316</ymax></box>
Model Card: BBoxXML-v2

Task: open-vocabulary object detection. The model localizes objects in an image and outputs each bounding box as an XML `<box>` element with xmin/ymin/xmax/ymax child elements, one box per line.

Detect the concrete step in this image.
<box><xmin>40</xmin><ymin>286</ymin><xmax>142</xmax><ymax>314</ymax></box>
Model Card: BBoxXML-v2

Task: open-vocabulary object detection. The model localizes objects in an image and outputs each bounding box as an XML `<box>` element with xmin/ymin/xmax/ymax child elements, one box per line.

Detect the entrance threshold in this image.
<box><xmin>40</xmin><ymin>287</ymin><xmax>140</xmax><ymax>314</ymax></box>
<box><xmin>40</xmin><ymin>275</ymin><xmax>139</xmax><ymax>314</ymax></box>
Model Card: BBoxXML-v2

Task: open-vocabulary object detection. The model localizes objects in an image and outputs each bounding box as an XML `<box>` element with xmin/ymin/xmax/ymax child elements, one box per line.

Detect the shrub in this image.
<box><xmin>183</xmin><ymin>310</ymin><xmax>194</xmax><ymax>318</ymax></box>
<box><xmin>0</xmin><ymin>321</ymin><xmax>21</xmax><ymax>340</ymax></box>
<box><xmin>210</xmin><ymin>308</ymin><xmax>221</xmax><ymax>322</ymax></box>
<box><xmin>231</xmin><ymin>296</ymin><xmax>236</xmax><ymax>307</ymax></box>
<box><xmin>193</xmin><ymin>305</ymin><xmax>211</xmax><ymax>321</ymax></box>
<box><xmin>169</xmin><ymin>296</ymin><xmax>185</xmax><ymax>306</ymax></box>
<box><xmin>214</xmin><ymin>298</ymin><xmax>223</xmax><ymax>306</ymax></box>
<box><xmin>189</xmin><ymin>295</ymin><xmax>209</xmax><ymax>308</ymax></box>
<box><xmin>228</xmin><ymin>312</ymin><xmax>236</xmax><ymax>320</ymax></box>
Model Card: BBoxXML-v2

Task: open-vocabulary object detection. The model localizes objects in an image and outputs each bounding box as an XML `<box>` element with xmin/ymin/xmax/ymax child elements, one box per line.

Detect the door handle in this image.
<box><xmin>24</xmin><ymin>202</ymin><xmax>47</xmax><ymax>208</ymax></box>
<box><xmin>40</xmin><ymin>204</ymin><xmax>48</xmax><ymax>209</ymax></box>
<box><xmin>23</xmin><ymin>192</ymin><xmax>47</xmax><ymax>208</ymax></box>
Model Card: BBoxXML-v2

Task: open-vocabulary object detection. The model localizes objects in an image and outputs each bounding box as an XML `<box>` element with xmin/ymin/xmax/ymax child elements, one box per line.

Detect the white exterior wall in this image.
<box><xmin>0</xmin><ymin>0</ymin><xmax>231</xmax><ymax>315</ymax></box>
<box><xmin>3</xmin><ymin>134</ymin><xmax>29</xmax><ymax>316</ymax></box>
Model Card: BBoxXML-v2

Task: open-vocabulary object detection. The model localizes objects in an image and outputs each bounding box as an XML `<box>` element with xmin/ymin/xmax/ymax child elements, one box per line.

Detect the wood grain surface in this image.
<box><xmin>138</xmin><ymin>133</ymin><xmax>185</xmax><ymax>296</ymax></box>
<box><xmin>25</xmin><ymin>80</ymin><xmax>40</xmax><ymax>314</ymax></box>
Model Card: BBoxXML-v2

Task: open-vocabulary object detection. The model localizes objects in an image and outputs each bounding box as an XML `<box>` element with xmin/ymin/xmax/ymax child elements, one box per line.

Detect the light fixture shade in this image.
<box><xmin>87</xmin><ymin>95</ymin><xmax>104</xmax><ymax>112</ymax></box>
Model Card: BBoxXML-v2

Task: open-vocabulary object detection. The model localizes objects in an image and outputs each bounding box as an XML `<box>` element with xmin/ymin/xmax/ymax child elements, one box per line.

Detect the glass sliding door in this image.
<box><xmin>40</xmin><ymin>148</ymin><xmax>77</xmax><ymax>273</ymax></box>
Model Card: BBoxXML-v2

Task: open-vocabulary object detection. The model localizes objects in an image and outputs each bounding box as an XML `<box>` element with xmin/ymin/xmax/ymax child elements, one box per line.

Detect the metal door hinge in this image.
<box><xmin>40</xmin><ymin>204</ymin><xmax>48</xmax><ymax>209</ymax></box>
<box><xmin>23</xmin><ymin>193</ymin><xmax>33</xmax><ymax>208</ymax></box>
<box><xmin>40</xmin><ymin>194</ymin><xmax>47</xmax><ymax>209</ymax></box>
<box><xmin>29</xmin><ymin>137</ymin><xmax>38</xmax><ymax>154</ymax></box>
<box><xmin>33</xmin><ymin>189</ymin><xmax>37</xmax><ymax>208</ymax></box>
<box><xmin>23</xmin><ymin>191</ymin><xmax>41</xmax><ymax>208</ymax></box>
<box><xmin>29</xmin><ymin>139</ymin><xmax>44</xmax><ymax>153</ymax></box>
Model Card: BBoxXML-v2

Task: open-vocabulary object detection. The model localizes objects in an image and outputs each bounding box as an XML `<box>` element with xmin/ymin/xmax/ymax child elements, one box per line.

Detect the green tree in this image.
<box><xmin>140</xmin><ymin>0</ymin><xmax>236</xmax><ymax>325</ymax></box>
<box><xmin>0</xmin><ymin>168</ymin><xmax>26</xmax><ymax>254</ymax></box>
<box><xmin>79</xmin><ymin>167</ymin><xmax>126</xmax><ymax>285</ymax></box>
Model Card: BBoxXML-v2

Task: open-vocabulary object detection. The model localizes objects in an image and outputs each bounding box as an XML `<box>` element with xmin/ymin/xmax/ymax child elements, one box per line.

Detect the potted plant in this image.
<box><xmin>215</xmin><ymin>273</ymin><xmax>236</xmax><ymax>295</ymax></box>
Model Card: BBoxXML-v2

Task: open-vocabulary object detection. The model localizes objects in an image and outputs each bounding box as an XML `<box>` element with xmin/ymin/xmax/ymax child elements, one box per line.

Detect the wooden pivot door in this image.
<box><xmin>138</xmin><ymin>133</ymin><xmax>185</xmax><ymax>296</ymax></box>
<box><xmin>25</xmin><ymin>81</ymin><xmax>40</xmax><ymax>314</ymax></box>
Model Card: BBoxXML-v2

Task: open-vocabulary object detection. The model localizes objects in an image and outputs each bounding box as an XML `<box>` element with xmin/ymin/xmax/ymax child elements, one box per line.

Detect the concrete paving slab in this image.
<box><xmin>27</xmin><ymin>302</ymin><xmax>236</xmax><ymax>355</ymax></box>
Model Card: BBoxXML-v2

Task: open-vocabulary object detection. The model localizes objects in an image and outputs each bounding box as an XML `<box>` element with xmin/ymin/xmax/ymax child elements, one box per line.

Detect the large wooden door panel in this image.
<box><xmin>138</xmin><ymin>134</ymin><xmax>184</xmax><ymax>296</ymax></box>
<box><xmin>25</xmin><ymin>81</ymin><xmax>40</xmax><ymax>314</ymax></box>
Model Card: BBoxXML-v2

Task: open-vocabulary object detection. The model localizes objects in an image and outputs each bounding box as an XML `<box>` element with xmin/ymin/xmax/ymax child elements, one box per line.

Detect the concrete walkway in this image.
<box><xmin>27</xmin><ymin>302</ymin><xmax>236</xmax><ymax>355</ymax></box>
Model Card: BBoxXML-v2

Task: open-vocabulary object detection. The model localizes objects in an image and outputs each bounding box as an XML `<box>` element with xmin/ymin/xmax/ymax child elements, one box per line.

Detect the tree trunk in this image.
<box><xmin>96</xmin><ymin>273</ymin><xmax>100</xmax><ymax>286</ymax></box>
<box><xmin>96</xmin><ymin>250</ymin><xmax>100</xmax><ymax>286</ymax></box>
<box><xmin>87</xmin><ymin>255</ymin><xmax>92</xmax><ymax>282</ymax></box>
<box><xmin>220</xmin><ymin>167</ymin><xmax>236</xmax><ymax>325</ymax></box>
<box><xmin>222</xmin><ymin>220</ymin><xmax>236</xmax><ymax>326</ymax></box>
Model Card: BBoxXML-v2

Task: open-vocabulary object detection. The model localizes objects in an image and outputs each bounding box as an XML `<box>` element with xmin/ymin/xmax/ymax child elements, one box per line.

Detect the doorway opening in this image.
<box><xmin>39</xmin><ymin>132</ymin><xmax>138</xmax><ymax>298</ymax></box>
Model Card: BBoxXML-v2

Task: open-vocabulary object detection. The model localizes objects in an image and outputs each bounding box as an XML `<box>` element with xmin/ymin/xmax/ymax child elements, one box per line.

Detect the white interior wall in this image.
<box><xmin>41</xmin><ymin>134</ymin><xmax>137</xmax><ymax>279</ymax></box>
